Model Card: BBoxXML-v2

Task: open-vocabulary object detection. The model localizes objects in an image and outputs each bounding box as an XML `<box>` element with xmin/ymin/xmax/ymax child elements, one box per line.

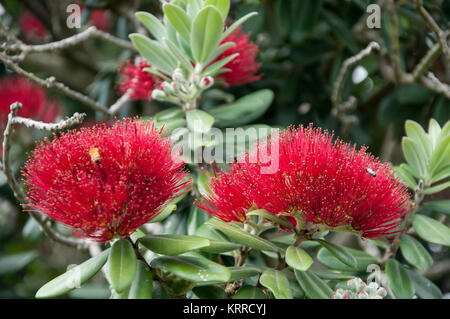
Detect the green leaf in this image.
<box><xmin>128</xmin><ymin>260</ymin><xmax>153</xmax><ymax>299</ymax></box>
<box><xmin>412</xmin><ymin>214</ymin><xmax>450</xmax><ymax>247</ymax></box>
<box><xmin>191</xmin><ymin>6</ymin><xmax>224</xmax><ymax>63</ymax></box>
<box><xmin>317</xmin><ymin>246</ymin><xmax>377</xmax><ymax>272</ymax></box>
<box><xmin>285</xmin><ymin>246</ymin><xmax>313</xmax><ymax>271</ymax></box>
<box><xmin>163</xmin><ymin>38</ymin><xmax>195</xmax><ymax>71</ymax></box>
<box><xmin>234</xmin><ymin>286</ymin><xmax>266</xmax><ymax>299</ymax></box>
<box><xmin>151</xmin><ymin>255</ymin><xmax>230</xmax><ymax>282</ymax></box>
<box><xmin>228</xmin><ymin>266</ymin><xmax>261</xmax><ymax>281</ymax></box>
<box><xmin>193</xmin><ymin>285</ymin><xmax>227</xmax><ymax>299</ymax></box>
<box><xmin>322</xmin><ymin>10</ymin><xmax>360</xmax><ymax>54</ymax></box>
<box><xmin>385</xmin><ymin>259</ymin><xmax>414</xmax><ymax>299</ymax></box>
<box><xmin>423</xmin><ymin>180</ymin><xmax>450</xmax><ymax>195</ymax></box>
<box><xmin>247</xmin><ymin>209</ymin><xmax>294</xmax><ymax>229</ymax></box>
<box><xmin>423</xmin><ymin>200</ymin><xmax>450</xmax><ymax>215</ymax></box>
<box><xmin>129</xmin><ymin>33</ymin><xmax>176</xmax><ymax>75</ymax></box>
<box><xmin>316</xmin><ymin>239</ymin><xmax>357</xmax><ymax>268</ymax></box>
<box><xmin>139</xmin><ymin>234</ymin><xmax>210</xmax><ymax>256</ymax></box>
<box><xmin>221</xmin><ymin>12</ymin><xmax>258</xmax><ymax>40</ymax></box>
<box><xmin>199</xmin><ymin>240</ymin><xmax>241</xmax><ymax>254</ymax></box>
<box><xmin>402</xmin><ymin>137</ymin><xmax>427</xmax><ymax>179</ymax></box>
<box><xmin>22</xmin><ymin>217</ymin><xmax>43</xmax><ymax>241</ymax></box>
<box><xmin>149</xmin><ymin>204</ymin><xmax>177</xmax><ymax>223</ymax></box>
<box><xmin>260</xmin><ymin>269</ymin><xmax>292</xmax><ymax>299</ymax></box>
<box><xmin>431</xmin><ymin>165</ymin><xmax>450</xmax><ymax>184</ymax></box>
<box><xmin>163</xmin><ymin>4</ymin><xmax>191</xmax><ymax>42</ymax></box>
<box><xmin>0</xmin><ymin>251</ymin><xmax>38</xmax><ymax>276</ymax></box>
<box><xmin>406</xmin><ymin>269</ymin><xmax>443</xmax><ymax>299</ymax></box>
<box><xmin>405</xmin><ymin>120</ymin><xmax>432</xmax><ymax>160</ymax></box>
<box><xmin>309</xmin><ymin>269</ymin><xmax>355</xmax><ymax>280</ymax></box>
<box><xmin>186</xmin><ymin>109</ymin><xmax>215</xmax><ymax>133</ymax></box>
<box><xmin>36</xmin><ymin>249</ymin><xmax>109</xmax><ymax>298</ymax></box>
<box><xmin>206</xmin><ymin>219</ymin><xmax>279</xmax><ymax>252</ymax></box>
<box><xmin>205</xmin><ymin>0</ymin><xmax>230</xmax><ymax>19</ymax></box>
<box><xmin>294</xmin><ymin>269</ymin><xmax>333</xmax><ymax>299</ymax></box>
<box><xmin>202</xmin><ymin>53</ymin><xmax>239</xmax><ymax>77</ymax></box>
<box><xmin>209</xmin><ymin>90</ymin><xmax>274</xmax><ymax>127</ymax></box>
<box><xmin>289</xmin><ymin>0</ymin><xmax>323</xmax><ymax>43</ymax></box>
<box><xmin>399</xmin><ymin>235</ymin><xmax>433</xmax><ymax>270</ymax></box>
<box><xmin>108</xmin><ymin>239</ymin><xmax>138</xmax><ymax>293</ymax></box>
<box><xmin>394</xmin><ymin>164</ymin><xmax>417</xmax><ymax>189</ymax></box>
<box><xmin>187</xmin><ymin>206</ymin><xmax>210</xmax><ymax>236</ymax></box>
<box><xmin>153</xmin><ymin>108</ymin><xmax>184</xmax><ymax>122</ymax></box>
<box><xmin>135</xmin><ymin>12</ymin><xmax>166</xmax><ymax>41</ymax></box>
<box><xmin>428</xmin><ymin>134</ymin><xmax>450</xmax><ymax>176</ymax></box>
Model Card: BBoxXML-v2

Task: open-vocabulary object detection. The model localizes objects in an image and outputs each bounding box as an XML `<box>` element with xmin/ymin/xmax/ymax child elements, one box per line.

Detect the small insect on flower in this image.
<box><xmin>365</xmin><ymin>167</ymin><xmax>377</xmax><ymax>177</ymax></box>
<box><xmin>89</xmin><ymin>147</ymin><xmax>101</xmax><ymax>164</ymax></box>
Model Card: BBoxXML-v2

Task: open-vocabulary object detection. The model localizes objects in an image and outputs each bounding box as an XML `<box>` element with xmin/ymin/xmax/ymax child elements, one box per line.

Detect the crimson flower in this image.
<box><xmin>197</xmin><ymin>125</ymin><xmax>413</xmax><ymax>239</ymax></box>
<box><xmin>117</xmin><ymin>59</ymin><xmax>160</xmax><ymax>101</ymax></box>
<box><xmin>22</xmin><ymin>118</ymin><xmax>190</xmax><ymax>242</ymax></box>
<box><xmin>213</xmin><ymin>26</ymin><xmax>262</xmax><ymax>87</ymax></box>
<box><xmin>0</xmin><ymin>76</ymin><xmax>62</xmax><ymax>130</ymax></box>
<box><xmin>19</xmin><ymin>11</ymin><xmax>49</xmax><ymax>40</ymax></box>
<box><xmin>88</xmin><ymin>9</ymin><xmax>111</xmax><ymax>32</ymax></box>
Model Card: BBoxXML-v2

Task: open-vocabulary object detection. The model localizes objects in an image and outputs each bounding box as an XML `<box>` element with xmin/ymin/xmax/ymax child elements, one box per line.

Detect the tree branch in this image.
<box><xmin>1</xmin><ymin>102</ymin><xmax>88</xmax><ymax>250</ymax></box>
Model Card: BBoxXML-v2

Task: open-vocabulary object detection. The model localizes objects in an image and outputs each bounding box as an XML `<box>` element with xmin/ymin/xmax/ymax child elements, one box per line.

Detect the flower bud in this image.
<box><xmin>358</xmin><ymin>291</ymin><xmax>369</xmax><ymax>299</ymax></box>
<box><xmin>172</xmin><ymin>68</ymin><xmax>185</xmax><ymax>82</ymax></box>
<box><xmin>151</xmin><ymin>89</ymin><xmax>166</xmax><ymax>100</ymax></box>
<box><xmin>199</xmin><ymin>76</ymin><xmax>214</xmax><ymax>89</ymax></box>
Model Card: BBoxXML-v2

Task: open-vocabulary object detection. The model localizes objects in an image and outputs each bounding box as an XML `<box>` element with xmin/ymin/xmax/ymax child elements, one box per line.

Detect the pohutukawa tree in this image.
<box><xmin>0</xmin><ymin>0</ymin><xmax>448</xmax><ymax>301</ymax></box>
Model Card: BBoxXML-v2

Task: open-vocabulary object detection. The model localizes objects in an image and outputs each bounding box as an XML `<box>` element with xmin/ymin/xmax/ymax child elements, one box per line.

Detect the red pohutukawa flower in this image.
<box><xmin>19</xmin><ymin>11</ymin><xmax>49</xmax><ymax>40</ymax></box>
<box><xmin>22</xmin><ymin>118</ymin><xmax>190</xmax><ymax>242</ymax></box>
<box><xmin>197</xmin><ymin>125</ymin><xmax>413</xmax><ymax>239</ymax></box>
<box><xmin>117</xmin><ymin>59</ymin><xmax>160</xmax><ymax>101</ymax></box>
<box><xmin>0</xmin><ymin>76</ymin><xmax>62</xmax><ymax>130</ymax></box>
<box><xmin>88</xmin><ymin>9</ymin><xmax>111</xmax><ymax>32</ymax></box>
<box><xmin>213</xmin><ymin>26</ymin><xmax>262</xmax><ymax>86</ymax></box>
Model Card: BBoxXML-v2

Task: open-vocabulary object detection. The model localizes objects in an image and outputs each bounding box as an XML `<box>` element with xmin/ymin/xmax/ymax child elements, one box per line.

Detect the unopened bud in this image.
<box><xmin>172</xmin><ymin>68</ymin><xmax>185</xmax><ymax>82</ymax></box>
<box><xmin>151</xmin><ymin>89</ymin><xmax>166</xmax><ymax>100</ymax></box>
<box><xmin>199</xmin><ymin>76</ymin><xmax>214</xmax><ymax>89</ymax></box>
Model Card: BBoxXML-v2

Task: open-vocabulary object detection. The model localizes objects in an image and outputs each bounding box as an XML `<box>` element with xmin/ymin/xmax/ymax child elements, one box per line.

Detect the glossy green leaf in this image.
<box><xmin>209</xmin><ymin>90</ymin><xmax>274</xmax><ymax>127</ymax></box>
<box><xmin>200</xmin><ymin>240</ymin><xmax>241</xmax><ymax>254</ymax></box>
<box><xmin>108</xmin><ymin>239</ymin><xmax>138</xmax><ymax>293</ymax></box>
<box><xmin>36</xmin><ymin>249</ymin><xmax>109</xmax><ymax>298</ymax></box>
<box><xmin>129</xmin><ymin>34</ymin><xmax>176</xmax><ymax>75</ymax></box>
<box><xmin>285</xmin><ymin>246</ymin><xmax>313</xmax><ymax>271</ymax></box>
<box><xmin>139</xmin><ymin>234</ymin><xmax>210</xmax><ymax>256</ymax></box>
<box><xmin>128</xmin><ymin>260</ymin><xmax>153</xmax><ymax>299</ymax></box>
<box><xmin>193</xmin><ymin>285</ymin><xmax>227</xmax><ymax>299</ymax></box>
<box><xmin>135</xmin><ymin>12</ymin><xmax>166</xmax><ymax>41</ymax></box>
<box><xmin>317</xmin><ymin>246</ymin><xmax>377</xmax><ymax>272</ymax></box>
<box><xmin>406</xmin><ymin>269</ymin><xmax>443</xmax><ymax>299</ymax></box>
<box><xmin>206</xmin><ymin>219</ymin><xmax>279</xmax><ymax>252</ymax></box>
<box><xmin>163</xmin><ymin>4</ymin><xmax>191</xmax><ymax>42</ymax></box>
<box><xmin>149</xmin><ymin>204</ymin><xmax>177</xmax><ymax>223</ymax></box>
<box><xmin>412</xmin><ymin>214</ymin><xmax>450</xmax><ymax>247</ymax></box>
<box><xmin>423</xmin><ymin>200</ymin><xmax>450</xmax><ymax>215</ymax></box>
<box><xmin>385</xmin><ymin>259</ymin><xmax>414</xmax><ymax>299</ymax></box>
<box><xmin>316</xmin><ymin>239</ymin><xmax>357</xmax><ymax>268</ymax></box>
<box><xmin>234</xmin><ymin>286</ymin><xmax>266</xmax><ymax>299</ymax></box>
<box><xmin>191</xmin><ymin>6</ymin><xmax>224</xmax><ymax>63</ymax></box>
<box><xmin>187</xmin><ymin>206</ymin><xmax>210</xmax><ymax>236</ymax></box>
<box><xmin>260</xmin><ymin>269</ymin><xmax>292</xmax><ymax>299</ymax></box>
<box><xmin>294</xmin><ymin>269</ymin><xmax>333</xmax><ymax>299</ymax></box>
<box><xmin>151</xmin><ymin>255</ymin><xmax>230</xmax><ymax>283</ymax></box>
<box><xmin>186</xmin><ymin>109</ymin><xmax>215</xmax><ymax>133</ymax></box>
<box><xmin>399</xmin><ymin>235</ymin><xmax>433</xmax><ymax>270</ymax></box>
<box><xmin>247</xmin><ymin>209</ymin><xmax>294</xmax><ymax>229</ymax></box>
